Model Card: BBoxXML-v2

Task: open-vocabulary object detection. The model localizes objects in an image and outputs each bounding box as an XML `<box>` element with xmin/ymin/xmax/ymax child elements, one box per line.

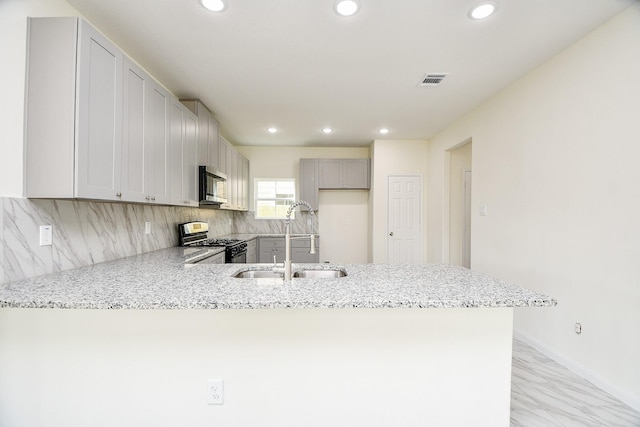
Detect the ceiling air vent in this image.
<box><xmin>417</xmin><ymin>73</ymin><xmax>449</xmax><ymax>87</ymax></box>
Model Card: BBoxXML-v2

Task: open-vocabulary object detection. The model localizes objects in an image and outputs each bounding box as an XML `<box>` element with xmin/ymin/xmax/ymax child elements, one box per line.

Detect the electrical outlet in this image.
<box><xmin>575</xmin><ymin>322</ymin><xmax>582</xmax><ymax>334</ymax></box>
<box><xmin>39</xmin><ymin>225</ymin><xmax>53</xmax><ymax>246</ymax></box>
<box><xmin>207</xmin><ymin>379</ymin><xmax>224</xmax><ymax>405</ymax></box>
<box><xmin>144</xmin><ymin>222</ymin><xmax>151</xmax><ymax>235</ymax></box>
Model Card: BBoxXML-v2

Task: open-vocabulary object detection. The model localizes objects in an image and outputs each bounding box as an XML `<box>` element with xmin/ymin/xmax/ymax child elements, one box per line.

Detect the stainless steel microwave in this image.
<box><xmin>198</xmin><ymin>166</ymin><xmax>227</xmax><ymax>206</ymax></box>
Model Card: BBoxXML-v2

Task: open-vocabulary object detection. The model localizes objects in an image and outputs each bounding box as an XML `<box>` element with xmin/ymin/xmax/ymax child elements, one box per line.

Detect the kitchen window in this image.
<box><xmin>254</xmin><ymin>178</ymin><xmax>295</xmax><ymax>219</ymax></box>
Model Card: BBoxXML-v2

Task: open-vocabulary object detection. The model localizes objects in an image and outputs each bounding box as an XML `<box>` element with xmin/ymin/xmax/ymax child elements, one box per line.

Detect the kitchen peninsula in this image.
<box><xmin>0</xmin><ymin>247</ymin><xmax>555</xmax><ymax>426</ymax></box>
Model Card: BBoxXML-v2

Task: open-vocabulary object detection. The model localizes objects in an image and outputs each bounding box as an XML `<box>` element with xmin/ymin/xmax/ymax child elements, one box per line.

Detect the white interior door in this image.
<box><xmin>388</xmin><ymin>176</ymin><xmax>422</xmax><ymax>264</ymax></box>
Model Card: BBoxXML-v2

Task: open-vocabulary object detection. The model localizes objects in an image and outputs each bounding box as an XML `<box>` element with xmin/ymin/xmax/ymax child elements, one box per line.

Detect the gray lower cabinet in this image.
<box><xmin>258</xmin><ymin>237</ymin><xmax>319</xmax><ymax>263</ymax></box>
<box><xmin>246</xmin><ymin>238</ymin><xmax>257</xmax><ymax>263</ymax></box>
<box><xmin>198</xmin><ymin>251</ymin><xmax>225</xmax><ymax>264</ymax></box>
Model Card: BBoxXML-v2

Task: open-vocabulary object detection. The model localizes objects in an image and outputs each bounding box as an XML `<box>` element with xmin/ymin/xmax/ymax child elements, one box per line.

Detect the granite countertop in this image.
<box><xmin>215</xmin><ymin>233</ymin><xmax>319</xmax><ymax>240</ymax></box>
<box><xmin>0</xmin><ymin>247</ymin><xmax>557</xmax><ymax>310</ymax></box>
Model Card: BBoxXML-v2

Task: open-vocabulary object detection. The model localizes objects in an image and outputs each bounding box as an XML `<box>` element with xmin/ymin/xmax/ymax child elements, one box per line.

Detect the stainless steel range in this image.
<box><xmin>178</xmin><ymin>222</ymin><xmax>247</xmax><ymax>263</ymax></box>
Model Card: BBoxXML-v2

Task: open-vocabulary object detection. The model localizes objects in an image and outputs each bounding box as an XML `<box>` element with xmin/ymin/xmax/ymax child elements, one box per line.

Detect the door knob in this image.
<box><xmin>389</xmin><ymin>232</ymin><xmax>394</xmax><ymax>236</ymax></box>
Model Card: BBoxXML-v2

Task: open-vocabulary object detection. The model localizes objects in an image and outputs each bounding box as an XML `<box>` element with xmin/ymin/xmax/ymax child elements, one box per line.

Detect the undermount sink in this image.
<box><xmin>293</xmin><ymin>269</ymin><xmax>347</xmax><ymax>279</ymax></box>
<box><xmin>233</xmin><ymin>270</ymin><xmax>284</xmax><ymax>279</ymax></box>
<box><xmin>232</xmin><ymin>268</ymin><xmax>347</xmax><ymax>279</ymax></box>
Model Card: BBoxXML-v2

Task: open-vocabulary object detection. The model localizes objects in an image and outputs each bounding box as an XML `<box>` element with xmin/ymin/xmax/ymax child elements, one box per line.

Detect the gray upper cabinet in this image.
<box><xmin>299</xmin><ymin>159</ymin><xmax>319</xmax><ymax>211</ymax></box>
<box><xmin>75</xmin><ymin>20</ymin><xmax>124</xmax><ymax>200</ymax></box>
<box><xmin>218</xmin><ymin>136</ymin><xmax>228</xmax><ymax>175</ymax></box>
<box><xmin>218</xmin><ymin>137</ymin><xmax>249</xmax><ymax>211</ymax></box>
<box><xmin>182</xmin><ymin>108</ymin><xmax>199</xmax><ymax>207</ymax></box>
<box><xmin>169</xmin><ymin>99</ymin><xmax>199</xmax><ymax>207</ymax></box>
<box><xmin>25</xmin><ymin>17</ymin><xmax>124</xmax><ymax>200</ymax></box>
<box><xmin>25</xmin><ymin>17</ymin><xmax>172</xmax><ymax>205</ymax></box>
<box><xmin>146</xmin><ymin>81</ymin><xmax>171</xmax><ymax>205</ymax></box>
<box><xmin>116</xmin><ymin>57</ymin><xmax>171</xmax><ymax>205</ymax></box>
<box><xmin>299</xmin><ymin>159</ymin><xmax>370</xmax><ymax>207</ymax></box>
<box><xmin>319</xmin><ymin>159</ymin><xmax>370</xmax><ymax>189</ymax></box>
<box><xmin>180</xmin><ymin>99</ymin><xmax>220</xmax><ymax>172</ymax></box>
<box><xmin>242</xmin><ymin>155</ymin><xmax>250</xmax><ymax>211</ymax></box>
<box><xmin>121</xmin><ymin>58</ymin><xmax>148</xmax><ymax>203</ymax></box>
<box><xmin>208</xmin><ymin>117</ymin><xmax>220</xmax><ymax>171</ymax></box>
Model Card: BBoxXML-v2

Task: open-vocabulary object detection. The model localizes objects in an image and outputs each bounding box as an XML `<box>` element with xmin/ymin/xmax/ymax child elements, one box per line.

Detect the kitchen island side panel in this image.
<box><xmin>0</xmin><ymin>307</ymin><xmax>513</xmax><ymax>427</ymax></box>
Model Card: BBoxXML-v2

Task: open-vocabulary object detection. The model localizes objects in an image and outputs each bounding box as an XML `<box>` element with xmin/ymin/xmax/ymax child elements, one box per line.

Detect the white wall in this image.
<box><xmin>370</xmin><ymin>140</ymin><xmax>429</xmax><ymax>263</ymax></box>
<box><xmin>0</xmin><ymin>0</ymin><xmax>83</xmax><ymax>197</ymax></box>
<box><xmin>428</xmin><ymin>4</ymin><xmax>640</xmax><ymax>409</ymax></box>
<box><xmin>236</xmin><ymin>146</ymin><xmax>370</xmax><ymax>263</ymax></box>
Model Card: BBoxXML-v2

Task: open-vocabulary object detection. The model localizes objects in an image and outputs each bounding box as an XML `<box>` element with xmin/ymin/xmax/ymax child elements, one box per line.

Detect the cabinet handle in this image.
<box><xmin>389</xmin><ymin>232</ymin><xmax>394</xmax><ymax>236</ymax></box>
<box><xmin>145</xmin><ymin>196</ymin><xmax>151</xmax><ymax>201</ymax></box>
<box><xmin>151</xmin><ymin>196</ymin><xmax>156</xmax><ymax>201</ymax></box>
<box><xmin>116</xmin><ymin>192</ymin><xmax>122</xmax><ymax>198</ymax></box>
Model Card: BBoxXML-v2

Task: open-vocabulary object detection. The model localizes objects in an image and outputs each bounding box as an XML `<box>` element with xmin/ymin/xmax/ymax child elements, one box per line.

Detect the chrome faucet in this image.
<box><xmin>273</xmin><ymin>200</ymin><xmax>316</xmax><ymax>281</ymax></box>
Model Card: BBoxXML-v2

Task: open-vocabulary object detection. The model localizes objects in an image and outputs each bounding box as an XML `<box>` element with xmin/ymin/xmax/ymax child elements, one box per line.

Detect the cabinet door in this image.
<box><xmin>169</xmin><ymin>99</ymin><xmax>198</xmax><ymax>206</ymax></box>
<box><xmin>195</xmin><ymin>106</ymin><xmax>210</xmax><ymax>168</ymax></box>
<box><xmin>344</xmin><ymin>159</ymin><xmax>370</xmax><ymax>189</ymax></box>
<box><xmin>229</xmin><ymin>146</ymin><xmax>237</xmax><ymax>209</ymax></box>
<box><xmin>242</xmin><ymin>156</ymin><xmax>250</xmax><ymax>211</ymax></box>
<box><xmin>209</xmin><ymin>116</ymin><xmax>220</xmax><ymax>171</ymax></box>
<box><xmin>169</xmin><ymin>100</ymin><xmax>184</xmax><ymax>205</ymax></box>
<box><xmin>292</xmin><ymin>248</ymin><xmax>319</xmax><ymax>263</ymax></box>
<box><xmin>218</xmin><ymin>137</ymin><xmax>228</xmax><ymax>174</ymax></box>
<box><xmin>120</xmin><ymin>58</ymin><xmax>147</xmax><ymax>203</ymax></box>
<box><xmin>25</xmin><ymin>18</ymin><xmax>77</xmax><ymax>198</ymax></box>
<box><xmin>237</xmin><ymin>152</ymin><xmax>244</xmax><ymax>210</ymax></box>
<box><xmin>246</xmin><ymin>239</ymin><xmax>257</xmax><ymax>263</ymax></box>
<box><xmin>147</xmin><ymin>82</ymin><xmax>170</xmax><ymax>204</ymax></box>
<box><xmin>76</xmin><ymin>20</ymin><xmax>123</xmax><ymax>200</ymax></box>
<box><xmin>318</xmin><ymin>159</ymin><xmax>342</xmax><ymax>189</ymax></box>
<box><xmin>258</xmin><ymin>238</ymin><xmax>285</xmax><ymax>263</ymax></box>
<box><xmin>183</xmin><ymin>111</ymin><xmax>199</xmax><ymax>206</ymax></box>
<box><xmin>299</xmin><ymin>159</ymin><xmax>318</xmax><ymax>210</ymax></box>
<box><xmin>222</xmin><ymin>143</ymin><xmax>237</xmax><ymax>209</ymax></box>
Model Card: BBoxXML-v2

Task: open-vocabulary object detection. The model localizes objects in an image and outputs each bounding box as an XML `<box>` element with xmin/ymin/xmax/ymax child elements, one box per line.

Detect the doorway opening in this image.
<box><xmin>448</xmin><ymin>141</ymin><xmax>472</xmax><ymax>268</ymax></box>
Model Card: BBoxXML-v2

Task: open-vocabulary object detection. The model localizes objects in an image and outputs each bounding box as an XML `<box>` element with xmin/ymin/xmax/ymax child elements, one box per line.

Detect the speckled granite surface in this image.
<box><xmin>0</xmin><ymin>247</ymin><xmax>556</xmax><ymax>310</ymax></box>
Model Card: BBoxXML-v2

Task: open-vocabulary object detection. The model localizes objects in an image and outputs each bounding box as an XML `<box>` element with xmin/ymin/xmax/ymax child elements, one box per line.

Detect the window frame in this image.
<box><xmin>253</xmin><ymin>178</ymin><xmax>296</xmax><ymax>220</ymax></box>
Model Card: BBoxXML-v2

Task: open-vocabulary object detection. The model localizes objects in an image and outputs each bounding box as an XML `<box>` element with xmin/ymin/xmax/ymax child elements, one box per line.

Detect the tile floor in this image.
<box><xmin>511</xmin><ymin>339</ymin><xmax>640</xmax><ymax>426</ymax></box>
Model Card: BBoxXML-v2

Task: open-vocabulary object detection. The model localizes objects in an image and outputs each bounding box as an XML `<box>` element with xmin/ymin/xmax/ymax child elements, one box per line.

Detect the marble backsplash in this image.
<box><xmin>0</xmin><ymin>197</ymin><xmax>234</xmax><ymax>285</ymax></box>
<box><xmin>1</xmin><ymin>198</ymin><xmax>321</xmax><ymax>285</ymax></box>
<box><xmin>231</xmin><ymin>210</ymin><xmax>319</xmax><ymax>235</ymax></box>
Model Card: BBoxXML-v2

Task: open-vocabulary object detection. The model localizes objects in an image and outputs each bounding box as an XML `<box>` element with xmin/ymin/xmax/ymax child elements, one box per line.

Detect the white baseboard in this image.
<box><xmin>513</xmin><ymin>329</ymin><xmax>640</xmax><ymax>413</ymax></box>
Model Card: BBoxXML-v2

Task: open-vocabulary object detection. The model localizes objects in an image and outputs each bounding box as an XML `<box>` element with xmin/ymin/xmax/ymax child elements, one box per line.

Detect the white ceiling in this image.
<box><xmin>66</xmin><ymin>0</ymin><xmax>635</xmax><ymax>147</ymax></box>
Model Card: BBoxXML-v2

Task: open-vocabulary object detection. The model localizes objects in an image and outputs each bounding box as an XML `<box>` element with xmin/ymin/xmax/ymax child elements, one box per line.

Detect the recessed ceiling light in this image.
<box><xmin>200</xmin><ymin>0</ymin><xmax>226</xmax><ymax>12</ymax></box>
<box><xmin>322</xmin><ymin>128</ymin><xmax>333</xmax><ymax>134</ymax></box>
<box><xmin>469</xmin><ymin>2</ymin><xmax>497</xmax><ymax>20</ymax></box>
<box><xmin>378</xmin><ymin>128</ymin><xmax>389</xmax><ymax>135</ymax></box>
<box><xmin>334</xmin><ymin>0</ymin><xmax>360</xmax><ymax>17</ymax></box>
<box><xmin>267</xmin><ymin>127</ymin><xmax>278</xmax><ymax>134</ymax></box>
